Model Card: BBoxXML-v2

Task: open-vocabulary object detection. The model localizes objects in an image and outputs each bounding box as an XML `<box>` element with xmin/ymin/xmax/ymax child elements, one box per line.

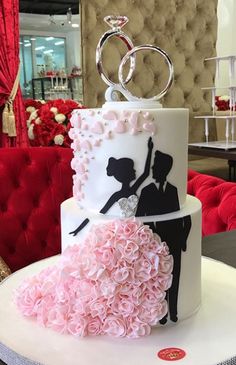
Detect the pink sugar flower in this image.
<box><xmin>87</xmin><ymin>317</ymin><xmax>103</xmax><ymax>336</ymax></box>
<box><xmin>67</xmin><ymin>315</ymin><xmax>87</xmax><ymax>337</ymax></box>
<box><xmin>103</xmin><ymin>315</ymin><xmax>126</xmax><ymax>337</ymax></box>
<box><xmin>126</xmin><ymin>318</ymin><xmax>151</xmax><ymax>338</ymax></box>
<box><xmin>15</xmin><ymin>218</ymin><xmax>173</xmax><ymax>339</ymax></box>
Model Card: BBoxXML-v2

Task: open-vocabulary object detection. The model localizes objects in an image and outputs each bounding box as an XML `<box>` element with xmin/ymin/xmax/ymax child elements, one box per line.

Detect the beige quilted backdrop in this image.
<box><xmin>80</xmin><ymin>0</ymin><xmax>218</xmax><ymax>141</ymax></box>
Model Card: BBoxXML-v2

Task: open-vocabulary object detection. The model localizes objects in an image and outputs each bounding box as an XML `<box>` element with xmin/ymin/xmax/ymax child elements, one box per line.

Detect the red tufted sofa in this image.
<box><xmin>188</xmin><ymin>169</ymin><xmax>236</xmax><ymax>236</ymax></box>
<box><xmin>1</xmin><ymin>147</ymin><xmax>236</xmax><ymax>273</ymax></box>
<box><xmin>0</xmin><ymin>148</ymin><xmax>73</xmax><ymax>272</ymax></box>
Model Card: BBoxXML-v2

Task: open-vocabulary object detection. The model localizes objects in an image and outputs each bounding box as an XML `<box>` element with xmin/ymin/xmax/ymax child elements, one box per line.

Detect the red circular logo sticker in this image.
<box><xmin>157</xmin><ymin>348</ymin><xmax>186</xmax><ymax>361</ymax></box>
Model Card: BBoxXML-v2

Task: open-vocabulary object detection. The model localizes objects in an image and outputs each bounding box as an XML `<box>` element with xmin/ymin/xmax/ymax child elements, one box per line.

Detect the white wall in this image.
<box><xmin>216</xmin><ymin>0</ymin><xmax>236</xmax><ymax>90</ymax></box>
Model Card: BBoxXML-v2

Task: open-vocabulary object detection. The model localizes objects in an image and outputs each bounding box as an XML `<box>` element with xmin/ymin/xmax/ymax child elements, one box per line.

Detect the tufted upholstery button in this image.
<box><xmin>24</xmin><ymin>154</ymin><xmax>32</xmax><ymax>166</ymax></box>
<box><xmin>9</xmin><ymin>246</ymin><xmax>15</xmax><ymax>255</ymax></box>
<box><xmin>56</xmin><ymin>155</ymin><xmax>62</xmax><ymax>163</ymax></box>
<box><xmin>14</xmin><ymin>182</ymin><xmax>20</xmax><ymax>188</ymax></box>
<box><xmin>33</xmin><ymin>199</ymin><xmax>39</xmax><ymax>208</ymax></box>
<box><xmin>1</xmin><ymin>204</ymin><xmax>7</xmax><ymax>212</ymax></box>
<box><xmin>22</xmin><ymin>222</ymin><xmax>27</xmax><ymax>230</ymax></box>
<box><xmin>41</xmin><ymin>241</ymin><xmax>47</xmax><ymax>249</ymax></box>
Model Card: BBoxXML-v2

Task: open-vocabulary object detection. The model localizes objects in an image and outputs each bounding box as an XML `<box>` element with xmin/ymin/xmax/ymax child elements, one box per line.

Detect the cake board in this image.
<box><xmin>0</xmin><ymin>256</ymin><xmax>236</xmax><ymax>365</ymax></box>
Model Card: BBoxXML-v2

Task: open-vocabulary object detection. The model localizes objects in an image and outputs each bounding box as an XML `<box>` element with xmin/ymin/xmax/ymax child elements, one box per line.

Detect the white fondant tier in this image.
<box><xmin>61</xmin><ymin>195</ymin><xmax>202</xmax><ymax>322</ymax></box>
<box><xmin>70</xmin><ymin>102</ymin><xmax>189</xmax><ymax>216</ymax></box>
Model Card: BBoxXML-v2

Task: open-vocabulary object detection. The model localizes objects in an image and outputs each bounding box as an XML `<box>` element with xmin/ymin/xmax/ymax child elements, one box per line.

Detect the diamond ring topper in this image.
<box><xmin>104</xmin><ymin>15</ymin><xmax>129</xmax><ymax>29</ymax></box>
<box><xmin>96</xmin><ymin>15</ymin><xmax>136</xmax><ymax>88</ymax></box>
<box><xmin>96</xmin><ymin>15</ymin><xmax>174</xmax><ymax>102</ymax></box>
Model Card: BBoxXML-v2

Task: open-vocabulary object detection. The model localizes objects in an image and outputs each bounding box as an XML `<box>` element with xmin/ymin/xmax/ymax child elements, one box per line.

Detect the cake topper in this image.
<box><xmin>96</xmin><ymin>15</ymin><xmax>174</xmax><ymax>102</ymax></box>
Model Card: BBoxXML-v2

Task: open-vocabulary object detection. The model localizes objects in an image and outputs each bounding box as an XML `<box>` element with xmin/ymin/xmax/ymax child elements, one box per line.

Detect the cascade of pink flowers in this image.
<box><xmin>15</xmin><ymin>218</ymin><xmax>173</xmax><ymax>338</ymax></box>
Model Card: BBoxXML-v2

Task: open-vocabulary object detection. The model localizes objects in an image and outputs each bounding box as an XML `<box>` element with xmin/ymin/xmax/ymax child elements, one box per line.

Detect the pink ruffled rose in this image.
<box><xmin>94</xmin><ymin>247</ymin><xmax>117</xmax><ymax>270</ymax></box>
<box><xmin>141</xmin><ymin>289</ymin><xmax>165</xmax><ymax>307</ymax></box>
<box><xmin>47</xmin><ymin>305</ymin><xmax>69</xmax><ymax>333</ymax></box>
<box><xmin>138</xmin><ymin>301</ymin><xmax>168</xmax><ymax>325</ymax></box>
<box><xmin>68</xmin><ymin>315</ymin><xmax>87</xmax><ymax>337</ymax></box>
<box><xmin>126</xmin><ymin>318</ymin><xmax>151</xmax><ymax>338</ymax></box>
<box><xmin>111</xmin><ymin>296</ymin><xmax>135</xmax><ymax>317</ymax></box>
<box><xmin>137</xmin><ymin>225</ymin><xmax>154</xmax><ymax>244</ymax></box>
<box><xmin>87</xmin><ymin>317</ymin><xmax>103</xmax><ymax>336</ymax></box>
<box><xmin>134</xmin><ymin>257</ymin><xmax>152</xmax><ymax>281</ymax></box>
<box><xmin>117</xmin><ymin>240</ymin><xmax>139</xmax><ymax>263</ymax></box>
<box><xmin>15</xmin><ymin>282</ymin><xmax>42</xmax><ymax>316</ymax></box>
<box><xmin>155</xmin><ymin>239</ymin><xmax>170</xmax><ymax>256</ymax></box>
<box><xmin>129</xmin><ymin>286</ymin><xmax>143</xmax><ymax>305</ymax></box>
<box><xmin>103</xmin><ymin>316</ymin><xmax>126</xmax><ymax>337</ymax></box>
<box><xmin>157</xmin><ymin>274</ymin><xmax>173</xmax><ymax>291</ymax></box>
<box><xmin>89</xmin><ymin>299</ymin><xmax>107</xmax><ymax>320</ymax></box>
<box><xmin>100</xmin><ymin>279</ymin><xmax>117</xmax><ymax>297</ymax></box>
<box><xmin>159</xmin><ymin>255</ymin><xmax>174</xmax><ymax>275</ymax></box>
<box><xmin>36</xmin><ymin>298</ymin><xmax>53</xmax><ymax>327</ymax></box>
<box><xmin>73</xmin><ymin>297</ymin><xmax>90</xmax><ymax>316</ymax></box>
<box><xmin>117</xmin><ymin>219</ymin><xmax>142</xmax><ymax>239</ymax></box>
<box><xmin>112</xmin><ymin>266</ymin><xmax>131</xmax><ymax>283</ymax></box>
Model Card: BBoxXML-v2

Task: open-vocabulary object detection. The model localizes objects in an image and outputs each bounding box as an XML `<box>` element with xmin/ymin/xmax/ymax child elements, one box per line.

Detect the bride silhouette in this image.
<box><xmin>70</xmin><ymin>137</ymin><xmax>153</xmax><ymax>236</ymax></box>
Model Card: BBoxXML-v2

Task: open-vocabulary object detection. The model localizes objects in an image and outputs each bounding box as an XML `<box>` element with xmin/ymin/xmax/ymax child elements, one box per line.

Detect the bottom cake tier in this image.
<box><xmin>61</xmin><ymin>195</ymin><xmax>202</xmax><ymax>324</ymax></box>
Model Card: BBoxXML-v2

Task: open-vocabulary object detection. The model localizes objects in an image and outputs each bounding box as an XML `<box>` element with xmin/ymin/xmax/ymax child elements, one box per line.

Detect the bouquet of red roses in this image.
<box><xmin>215</xmin><ymin>95</ymin><xmax>230</xmax><ymax>111</ymax></box>
<box><xmin>25</xmin><ymin>99</ymin><xmax>86</xmax><ymax>147</ymax></box>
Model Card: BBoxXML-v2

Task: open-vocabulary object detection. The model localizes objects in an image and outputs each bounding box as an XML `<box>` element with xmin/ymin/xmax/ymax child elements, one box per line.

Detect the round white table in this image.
<box><xmin>0</xmin><ymin>256</ymin><xmax>236</xmax><ymax>365</ymax></box>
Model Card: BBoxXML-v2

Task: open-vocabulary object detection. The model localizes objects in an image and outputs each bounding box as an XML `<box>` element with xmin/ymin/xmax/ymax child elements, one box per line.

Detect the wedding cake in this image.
<box><xmin>15</xmin><ymin>16</ymin><xmax>202</xmax><ymax>339</ymax></box>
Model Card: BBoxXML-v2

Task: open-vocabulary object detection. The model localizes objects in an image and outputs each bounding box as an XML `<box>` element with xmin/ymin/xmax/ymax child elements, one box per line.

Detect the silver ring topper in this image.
<box><xmin>96</xmin><ymin>15</ymin><xmax>174</xmax><ymax>102</ymax></box>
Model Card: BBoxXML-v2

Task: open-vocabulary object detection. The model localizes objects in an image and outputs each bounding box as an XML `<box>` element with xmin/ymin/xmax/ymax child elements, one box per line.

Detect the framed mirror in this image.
<box><xmin>19</xmin><ymin>0</ymin><xmax>82</xmax><ymax>102</ymax></box>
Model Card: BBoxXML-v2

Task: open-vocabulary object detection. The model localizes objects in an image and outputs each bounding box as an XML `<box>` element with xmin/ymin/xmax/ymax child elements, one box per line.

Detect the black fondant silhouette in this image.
<box><xmin>136</xmin><ymin>150</ymin><xmax>179</xmax><ymax>216</ymax></box>
<box><xmin>136</xmin><ymin>149</ymin><xmax>192</xmax><ymax>323</ymax></box>
<box><xmin>69</xmin><ymin>137</ymin><xmax>153</xmax><ymax>236</ymax></box>
<box><xmin>156</xmin><ymin>216</ymin><xmax>192</xmax><ymax>324</ymax></box>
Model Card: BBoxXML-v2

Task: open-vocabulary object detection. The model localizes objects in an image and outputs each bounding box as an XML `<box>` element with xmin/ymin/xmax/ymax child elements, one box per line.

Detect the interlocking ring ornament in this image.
<box><xmin>119</xmin><ymin>45</ymin><xmax>174</xmax><ymax>101</ymax></box>
<box><xmin>96</xmin><ymin>16</ymin><xmax>174</xmax><ymax>102</ymax></box>
<box><xmin>96</xmin><ymin>16</ymin><xmax>136</xmax><ymax>87</ymax></box>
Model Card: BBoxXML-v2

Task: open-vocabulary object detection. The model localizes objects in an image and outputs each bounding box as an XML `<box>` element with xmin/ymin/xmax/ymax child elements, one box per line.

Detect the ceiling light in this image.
<box><xmin>67</xmin><ymin>8</ymin><xmax>72</xmax><ymax>24</ymax></box>
<box><xmin>43</xmin><ymin>49</ymin><xmax>54</xmax><ymax>54</ymax></box>
<box><xmin>35</xmin><ymin>46</ymin><xmax>45</xmax><ymax>51</ymax></box>
<box><xmin>46</xmin><ymin>37</ymin><xmax>54</xmax><ymax>41</ymax></box>
<box><xmin>71</xmin><ymin>23</ymin><xmax>79</xmax><ymax>28</ymax></box>
<box><xmin>19</xmin><ymin>42</ymin><xmax>23</xmax><ymax>45</ymax></box>
<box><xmin>30</xmin><ymin>38</ymin><xmax>36</xmax><ymax>41</ymax></box>
<box><xmin>24</xmin><ymin>43</ymin><xmax>31</xmax><ymax>47</ymax></box>
<box><xmin>55</xmin><ymin>41</ymin><xmax>64</xmax><ymax>45</ymax></box>
<box><xmin>24</xmin><ymin>40</ymin><xmax>30</xmax><ymax>42</ymax></box>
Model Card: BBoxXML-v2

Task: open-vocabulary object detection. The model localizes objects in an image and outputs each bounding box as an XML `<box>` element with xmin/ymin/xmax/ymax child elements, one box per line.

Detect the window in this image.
<box><xmin>20</xmin><ymin>35</ymin><xmax>66</xmax><ymax>98</ymax></box>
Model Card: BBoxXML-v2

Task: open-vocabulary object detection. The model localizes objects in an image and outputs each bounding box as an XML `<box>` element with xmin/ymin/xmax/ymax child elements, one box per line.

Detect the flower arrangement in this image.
<box><xmin>215</xmin><ymin>95</ymin><xmax>230</xmax><ymax>111</ymax></box>
<box><xmin>15</xmin><ymin>218</ymin><xmax>173</xmax><ymax>338</ymax></box>
<box><xmin>25</xmin><ymin>99</ymin><xmax>86</xmax><ymax>147</ymax></box>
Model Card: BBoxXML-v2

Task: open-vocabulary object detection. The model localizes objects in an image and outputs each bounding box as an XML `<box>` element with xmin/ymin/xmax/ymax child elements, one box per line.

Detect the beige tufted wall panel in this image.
<box><xmin>80</xmin><ymin>0</ymin><xmax>218</xmax><ymax>142</ymax></box>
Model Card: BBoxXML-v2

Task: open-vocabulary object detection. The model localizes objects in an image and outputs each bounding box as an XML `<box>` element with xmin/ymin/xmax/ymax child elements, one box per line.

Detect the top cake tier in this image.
<box><xmin>69</xmin><ymin>101</ymin><xmax>189</xmax><ymax>217</ymax></box>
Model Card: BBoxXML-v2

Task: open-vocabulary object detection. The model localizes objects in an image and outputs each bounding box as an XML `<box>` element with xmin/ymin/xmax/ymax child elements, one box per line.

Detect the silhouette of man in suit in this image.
<box><xmin>136</xmin><ymin>150</ymin><xmax>192</xmax><ymax>323</ymax></box>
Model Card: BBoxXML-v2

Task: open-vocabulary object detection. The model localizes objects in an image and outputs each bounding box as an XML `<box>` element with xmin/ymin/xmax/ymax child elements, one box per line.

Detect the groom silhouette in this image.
<box><xmin>136</xmin><ymin>150</ymin><xmax>192</xmax><ymax>323</ymax></box>
<box><xmin>136</xmin><ymin>150</ymin><xmax>179</xmax><ymax>216</ymax></box>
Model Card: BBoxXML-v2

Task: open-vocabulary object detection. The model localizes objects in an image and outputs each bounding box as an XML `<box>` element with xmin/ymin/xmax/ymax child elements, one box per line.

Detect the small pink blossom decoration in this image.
<box><xmin>15</xmin><ymin>219</ymin><xmax>173</xmax><ymax>338</ymax></box>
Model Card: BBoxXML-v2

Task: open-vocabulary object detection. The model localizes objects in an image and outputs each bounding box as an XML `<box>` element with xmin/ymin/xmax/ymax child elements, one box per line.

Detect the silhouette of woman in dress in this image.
<box><xmin>70</xmin><ymin>137</ymin><xmax>153</xmax><ymax>236</ymax></box>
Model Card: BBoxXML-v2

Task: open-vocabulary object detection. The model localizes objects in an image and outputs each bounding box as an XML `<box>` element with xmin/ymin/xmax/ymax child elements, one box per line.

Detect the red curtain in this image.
<box><xmin>0</xmin><ymin>0</ymin><xmax>29</xmax><ymax>147</ymax></box>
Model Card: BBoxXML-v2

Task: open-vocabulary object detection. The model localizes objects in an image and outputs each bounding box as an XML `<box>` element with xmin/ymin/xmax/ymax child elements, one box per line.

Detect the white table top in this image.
<box><xmin>0</xmin><ymin>256</ymin><xmax>236</xmax><ymax>365</ymax></box>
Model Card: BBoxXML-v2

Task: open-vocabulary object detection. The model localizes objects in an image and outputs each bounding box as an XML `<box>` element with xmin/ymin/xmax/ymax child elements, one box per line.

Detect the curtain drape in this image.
<box><xmin>0</xmin><ymin>0</ymin><xmax>29</xmax><ymax>147</ymax></box>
